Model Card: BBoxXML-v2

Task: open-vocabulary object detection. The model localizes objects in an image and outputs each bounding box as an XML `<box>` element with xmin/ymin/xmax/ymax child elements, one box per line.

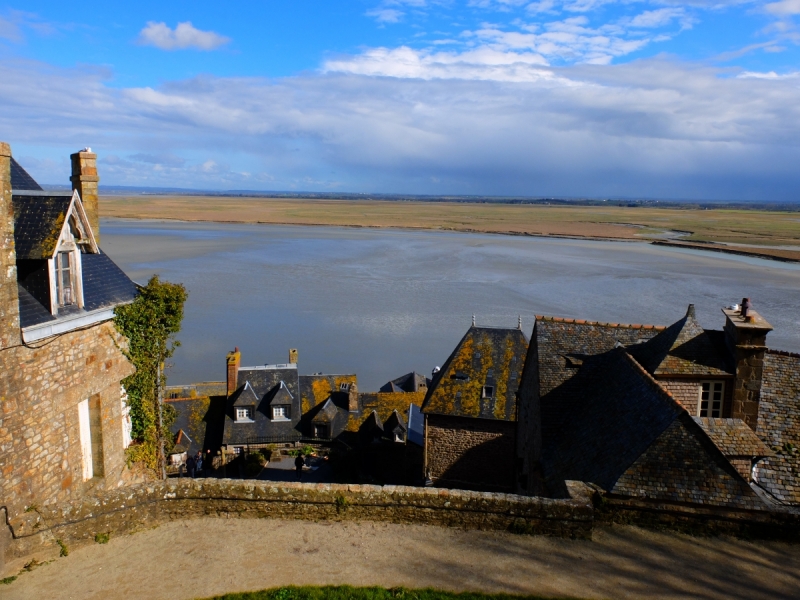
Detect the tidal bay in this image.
<box><xmin>101</xmin><ymin>218</ymin><xmax>800</xmax><ymax>390</ymax></box>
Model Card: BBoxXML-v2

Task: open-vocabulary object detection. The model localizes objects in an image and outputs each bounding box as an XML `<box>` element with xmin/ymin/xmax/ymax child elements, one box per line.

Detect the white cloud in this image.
<box><xmin>367</xmin><ymin>8</ymin><xmax>405</xmax><ymax>23</ymax></box>
<box><xmin>3</xmin><ymin>55</ymin><xmax>800</xmax><ymax>200</ymax></box>
<box><xmin>137</xmin><ymin>21</ymin><xmax>230</xmax><ymax>51</ymax></box>
<box><xmin>765</xmin><ymin>0</ymin><xmax>800</xmax><ymax>15</ymax></box>
<box><xmin>627</xmin><ymin>8</ymin><xmax>687</xmax><ymax>29</ymax></box>
<box><xmin>737</xmin><ymin>70</ymin><xmax>800</xmax><ymax>79</ymax></box>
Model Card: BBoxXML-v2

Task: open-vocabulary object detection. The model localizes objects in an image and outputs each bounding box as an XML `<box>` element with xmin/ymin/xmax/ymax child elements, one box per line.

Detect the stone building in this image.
<box><xmin>0</xmin><ymin>143</ymin><xmax>139</xmax><ymax>522</ymax></box>
<box><xmin>423</xmin><ymin>303</ymin><xmax>799</xmax><ymax>512</ymax></box>
<box><xmin>421</xmin><ymin>324</ymin><xmax>529</xmax><ymax>492</ymax></box>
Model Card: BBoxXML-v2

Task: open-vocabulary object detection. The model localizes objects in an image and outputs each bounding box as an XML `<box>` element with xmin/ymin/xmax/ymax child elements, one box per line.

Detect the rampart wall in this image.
<box><xmin>1</xmin><ymin>478</ymin><xmax>594</xmax><ymax>568</ymax></box>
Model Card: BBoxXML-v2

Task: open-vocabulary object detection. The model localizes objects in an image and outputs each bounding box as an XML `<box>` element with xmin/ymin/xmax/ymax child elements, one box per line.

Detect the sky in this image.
<box><xmin>1</xmin><ymin>1</ymin><xmax>799</xmax><ymax>201</ymax></box>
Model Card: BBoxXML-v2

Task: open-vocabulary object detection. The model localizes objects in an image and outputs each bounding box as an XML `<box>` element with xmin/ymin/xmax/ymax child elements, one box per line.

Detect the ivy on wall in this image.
<box><xmin>114</xmin><ymin>275</ymin><xmax>187</xmax><ymax>471</ymax></box>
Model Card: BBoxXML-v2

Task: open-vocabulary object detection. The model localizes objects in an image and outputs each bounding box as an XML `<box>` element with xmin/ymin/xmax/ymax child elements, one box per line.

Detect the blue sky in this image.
<box><xmin>2</xmin><ymin>1</ymin><xmax>800</xmax><ymax>200</ymax></box>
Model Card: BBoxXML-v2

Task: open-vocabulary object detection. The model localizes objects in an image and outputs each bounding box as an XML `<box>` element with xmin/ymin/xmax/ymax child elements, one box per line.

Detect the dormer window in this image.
<box><xmin>235</xmin><ymin>407</ymin><xmax>254</xmax><ymax>421</ymax></box>
<box><xmin>482</xmin><ymin>386</ymin><xmax>494</xmax><ymax>398</ymax></box>
<box><xmin>271</xmin><ymin>405</ymin><xmax>290</xmax><ymax>421</ymax></box>
<box><xmin>699</xmin><ymin>381</ymin><xmax>724</xmax><ymax>418</ymax></box>
<box><xmin>55</xmin><ymin>251</ymin><xmax>76</xmax><ymax>306</ymax></box>
<box><xmin>339</xmin><ymin>383</ymin><xmax>350</xmax><ymax>392</ymax></box>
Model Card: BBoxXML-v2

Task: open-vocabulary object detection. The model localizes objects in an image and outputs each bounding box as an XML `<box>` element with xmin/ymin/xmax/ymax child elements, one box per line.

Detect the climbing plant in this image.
<box><xmin>114</xmin><ymin>275</ymin><xmax>187</xmax><ymax>472</ymax></box>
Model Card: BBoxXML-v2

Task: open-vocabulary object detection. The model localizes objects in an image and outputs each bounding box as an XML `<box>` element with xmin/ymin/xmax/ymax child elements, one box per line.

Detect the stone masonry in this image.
<box><xmin>0</xmin><ymin>143</ymin><xmax>20</xmax><ymax>349</ymax></box>
<box><xmin>0</xmin><ymin>322</ymin><xmax>135</xmax><ymax>517</ymax></box>
<box><xmin>3</xmin><ymin>478</ymin><xmax>595</xmax><ymax>565</ymax></box>
<box><xmin>69</xmin><ymin>150</ymin><xmax>100</xmax><ymax>243</ymax></box>
<box><xmin>426</xmin><ymin>414</ymin><xmax>516</xmax><ymax>492</ymax></box>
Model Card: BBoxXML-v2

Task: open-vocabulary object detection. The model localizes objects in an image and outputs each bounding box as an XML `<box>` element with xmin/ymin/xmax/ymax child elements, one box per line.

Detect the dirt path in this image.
<box><xmin>3</xmin><ymin>519</ymin><xmax>800</xmax><ymax>600</ymax></box>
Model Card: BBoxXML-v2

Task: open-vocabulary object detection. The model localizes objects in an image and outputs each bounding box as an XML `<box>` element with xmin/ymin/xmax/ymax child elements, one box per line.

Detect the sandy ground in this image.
<box><xmin>3</xmin><ymin>518</ymin><xmax>800</xmax><ymax>600</ymax></box>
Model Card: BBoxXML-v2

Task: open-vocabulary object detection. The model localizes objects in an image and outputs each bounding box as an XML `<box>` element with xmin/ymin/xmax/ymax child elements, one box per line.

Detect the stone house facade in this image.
<box><xmin>424</xmin><ymin>303</ymin><xmax>798</xmax><ymax>513</ymax></box>
<box><xmin>0</xmin><ymin>143</ymin><xmax>138</xmax><ymax>524</ymax></box>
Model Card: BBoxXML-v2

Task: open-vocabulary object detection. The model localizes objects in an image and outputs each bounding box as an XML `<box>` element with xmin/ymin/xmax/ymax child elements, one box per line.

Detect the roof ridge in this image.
<box><xmin>535</xmin><ymin>315</ymin><xmax>666</xmax><ymax>331</ymax></box>
<box><xmin>622</xmin><ymin>350</ymin><xmax>681</xmax><ymax>408</ymax></box>
<box><xmin>767</xmin><ymin>349</ymin><xmax>800</xmax><ymax>359</ymax></box>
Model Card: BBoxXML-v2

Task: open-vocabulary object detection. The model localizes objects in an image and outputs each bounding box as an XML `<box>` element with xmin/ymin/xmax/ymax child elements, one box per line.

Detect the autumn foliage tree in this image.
<box><xmin>114</xmin><ymin>275</ymin><xmax>187</xmax><ymax>473</ymax></box>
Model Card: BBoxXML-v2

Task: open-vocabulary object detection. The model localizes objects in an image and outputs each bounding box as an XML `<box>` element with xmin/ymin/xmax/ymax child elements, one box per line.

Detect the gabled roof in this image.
<box><xmin>541</xmin><ymin>350</ymin><xmax>764</xmax><ymax>509</ymax></box>
<box><xmin>627</xmin><ymin>306</ymin><xmax>732</xmax><ymax>377</ymax></box>
<box><xmin>694</xmin><ymin>418</ymin><xmax>772</xmax><ymax>458</ymax></box>
<box><xmin>232</xmin><ymin>381</ymin><xmax>259</xmax><ymax>407</ymax></box>
<box><xmin>10</xmin><ymin>157</ymin><xmax>43</xmax><ymax>191</ymax></box>
<box><xmin>535</xmin><ymin>316</ymin><xmax>664</xmax><ymax>397</ymax></box>
<box><xmin>11</xmin><ymin>194</ymin><xmax>72</xmax><ymax>259</ymax></box>
<box><xmin>422</xmin><ymin>325</ymin><xmax>528</xmax><ymax>420</ymax></box>
<box><xmin>268</xmin><ymin>381</ymin><xmax>294</xmax><ymax>405</ymax></box>
<box><xmin>384</xmin><ymin>409</ymin><xmax>407</xmax><ymax>434</ymax></box>
<box><xmin>380</xmin><ymin>372</ymin><xmax>429</xmax><ymax>393</ymax></box>
<box><xmin>359</xmin><ymin>410</ymin><xmax>383</xmax><ymax>433</ymax></box>
<box><xmin>311</xmin><ymin>398</ymin><xmax>339</xmax><ymax>424</ymax></box>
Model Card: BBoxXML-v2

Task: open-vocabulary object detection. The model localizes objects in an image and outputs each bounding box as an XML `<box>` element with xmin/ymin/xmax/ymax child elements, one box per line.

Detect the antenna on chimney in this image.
<box><xmin>518</xmin><ymin>315</ymin><xmax>522</xmax><ymax>330</ymax></box>
<box><xmin>472</xmin><ymin>314</ymin><xmax>476</xmax><ymax>326</ymax></box>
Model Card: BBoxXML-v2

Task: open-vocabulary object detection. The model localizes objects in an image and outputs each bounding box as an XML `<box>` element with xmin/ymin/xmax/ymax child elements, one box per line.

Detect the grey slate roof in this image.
<box><xmin>11</xmin><ymin>194</ymin><xmax>72</xmax><ymax>260</ymax></box>
<box><xmin>422</xmin><ymin>325</ymin><xmax>528</xmax><ymax>421</ymax></box>
<box><xmin>231</xmin><ymin>381</ymin><xmax>259</xmax><ymax>407</ymax></box>
<box><xmin>541</xmin><ymin>349</ymin><xmax>763</xmax><ymax>509</ymax></box>
<box><xmin>694</xmin><ymin>418</ymin><xmax>772</xmax><ymax>458</ymax></box>
<box><xmin>10</xmin><ymin>157</ymin><xmax>43</xmax><ymax>191</ymax></box>
<box><xmin>268</xmin><ymin>381</ymin><xmax>294</xmax><ymax>406</ymax></box>
<box><xmin>383</xmin><ymin>409</ymin><xmax>407</xmax><ymax>436</ymax></box>
<box><xmin>627</xmin><ymin>309</ymin><xmax>732</xmax><ymax>377</ymax></box>
<box><xmin>535</xmin><ymin>317</ymin><xmax>663</xmax><ymax>398</ymax></box>
<box><xmin>81</xmin><ymin>251</ymin><xmax>139</xmax><ymax>311</ymax></box>
<box><xmin>753</xmin><ymin>351</ymin><xmax>800</xmax><ymax>505</ymax></box>
<box><xmin>312</xmin><ymin>399</ymin><xmax>339</xmax><ymax>424</ymax></box>
<box><xmin>380</xmin><ymin>372</ymin><xmax>430</xmax><ymax>393</ymax></box>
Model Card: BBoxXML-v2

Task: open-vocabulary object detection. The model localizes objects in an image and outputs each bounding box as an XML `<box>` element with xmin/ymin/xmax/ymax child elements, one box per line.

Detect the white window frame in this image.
<box><xmin>482</xmin><ymin>385</ymin><xmax>494</xmax><ymax>398</ymax></box>
<box><xmin>235</xmin><ymin>407</ymin><xmax>254</xmax><ymax>421</ymax></box>
<box><xmin>698</xmin><ymin>380</ymin><xmax>725</xmax><ymax>418</ymax></box>
<box><xmin>272</xmin><ymin>405</ymin><xmax>289</xmax><ymax>421</ymax></box>
<box><xmin>78</xmin><ymin>399</ymin><xmax>93</xmax><ymax>480</ymax></box>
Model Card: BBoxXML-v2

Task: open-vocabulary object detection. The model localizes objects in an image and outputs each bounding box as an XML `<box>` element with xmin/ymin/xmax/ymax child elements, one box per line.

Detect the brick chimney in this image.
<box><xmin>70</xmin><ymin>148</ymin><xmax>100</xmax><ymax>243</ymax></box>
<box><xmin>226</xmin><ymin>347</ymin><xmax>241</xmax><ymax>396</ymax></box>
<box><xmin>348</xmin><ymin>382</ymin><xmax>359</xmax><ymax>412</ymax></box>
<box><xmin>722</xmin><ymin>302</ymin><xmax>773</xmax><ymax>431</ymax></box>
<box><xmin>289</xmin><ymin>348</ymin><xmax>298</xmax><ymax>364</ymax></box>
<box><xmin>0</xmin><ymin>142</ymin><xmax>20</xmax><ymax>350</ymax></box>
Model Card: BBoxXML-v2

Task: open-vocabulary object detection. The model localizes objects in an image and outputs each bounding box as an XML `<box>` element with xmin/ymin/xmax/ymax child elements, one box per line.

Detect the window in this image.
<box><xmin>232</xmin><ymin>446</ymin><xmax>243</xmax><ymax>455</ymax></box>
<box><xmin>78</xmin><ymin>396</ymin><xmax>103</xmax><ymax>481</ymax></box>
<box><xmin>272</xmin><ymin>406</ymin><xmax>289</xmax><ymax>420</ymax></box>
<box><xmin>482</xmin><ymin>386</ymin><xmax>494</xmax><ymax>398</ymax></box>
<box><xmin>314</xmin><ymin>424</ymin><xmax>328</xmax><ymax>438</ymax></box>
<box><xmin>339</xmin><ymin>382</ymin><xmax>349</xmax><ymax>392</ymax></box>
<box><xmin>394</xmin><ymin>433</ymin><xmax>404</xmax><ymax>443</ymax></box>
<box><xmin>55</xmin><ymin>251</ymin><xmax>76</xmax><ymax>307</ymax></box>
<box><xmin>235</xmin><ymin>407</ymin><xmax>253</xmax><ymax>421</ymax></box>
<box><xmin>699</xmin><ymin>381</ymin><xmax>724</xmax><ymax>418</ymax></box>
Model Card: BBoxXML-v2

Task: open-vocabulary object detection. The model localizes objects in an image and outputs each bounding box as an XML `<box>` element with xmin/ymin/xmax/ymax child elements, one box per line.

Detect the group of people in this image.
<box><xmin>185</xmin><ymin>449</ymin><xmax>212</xmax><ymax>478</ymax></box>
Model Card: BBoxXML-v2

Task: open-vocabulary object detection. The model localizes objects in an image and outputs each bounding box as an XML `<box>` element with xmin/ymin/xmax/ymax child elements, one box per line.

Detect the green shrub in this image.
<box><xmin>202</xmin><ymin>585</ymin><xmax>576</xmax><ymax>600</ymax></box>
<box><xmin>56</xmin><ymin>539</ymin><xmax>69</xmax><ymax>557</ymax></box>
<box><xmin>95</xmin><ymin>532</ymin><xmax>110</xmax><ymax>544</ymax></box>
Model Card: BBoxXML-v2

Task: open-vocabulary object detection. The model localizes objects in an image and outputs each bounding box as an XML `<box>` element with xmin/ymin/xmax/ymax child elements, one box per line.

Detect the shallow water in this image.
<box><xmin>100</xmin><ymin>218</ymin><xmax>800</xmax><ymax>391</ymax></box>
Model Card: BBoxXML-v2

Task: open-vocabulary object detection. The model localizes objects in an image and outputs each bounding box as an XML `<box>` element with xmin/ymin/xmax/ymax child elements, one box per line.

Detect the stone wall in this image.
<box><xmin>0</xmin><ymin>142</ymin><xmax>20</xmax><ymax>349</ymax></box>
<box><xmin>2</xmin><ymin>478</ymin><xmax>594</xmax><ymax>565</ymax></box>
<box><xmin>0</xmin><ymin>321</ymin><xmax>135</xmax><ymax>520</ymax></box>
<box><xmin>426</xmin><ymin>414</ymin><xmax>516</xmax><ymax>492</ymax></box>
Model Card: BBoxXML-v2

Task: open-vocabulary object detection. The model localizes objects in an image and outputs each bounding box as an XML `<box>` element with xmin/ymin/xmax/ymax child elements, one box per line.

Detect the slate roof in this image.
<box><xmin>384</xmin><ymin>410</ymin><xmax>407</xmax><ymax>435</ymax></box>
<box><xmin>16</xmin><ymin>283</ymin><xmax>56</xmax><ymax>327</ymax></box>
<box><xmin>81</xmin><ymin>251</ymin><xmax>139</xmax><ymax>311</ymax></box>
<box><xmin>694</xmin><ymin>418</ymin><xmax>772</xmax><ymax>458</ymax></box>
<box><xmin>535</xmin><ymin>316</ymin><xmax>664</xmax><ymax>398</ymax></box>
<box><xmin>312</xmin><ymin>399</ymin><xmax>339</xmax><ymax>424</ymax></box>
<box><xmin>422</xmin><ymin>326</ymin><xmax>528</xmax><ymax>420</ymax></box>
<box><xmin>268</xmin><ymin>381</ymin><xmax>294</xmax><ymax>406</ymax></box>
<box><xmin>380</xmin><ymin>372</ymin><xmax>430</xmax><ymax>393</ymax></box>
<box><xmin>231</xmin><ymin>381</ymin><xmax>259</xmax><ymax>407</ymax></box>
<box><xmin>11</xmin><ymin>194</ymin><xmax>72</xmax><ymax>260</ymax></box>
<box><xmin>627</xmin><ymin>307</ymin><xmax>732</xmax><ymax>377</ymax></box>
<box><xmin>541</xmin><ymin>349</ymin><xmax>764</xmax><ymax>509</ymax></box>
<box><xmin>222</xmin><ymin>365</ymin><xmax>302</xmax><ymax>445</ymax></box>
<box><xmin>753</xmin><ymin>351</ymin><xmax>800</xmax><ymax>505</ymax></box>
<box><xmin>10</xmin><ymin>157</ymin><xmax>43</xmax><ymax>191</ymax></box>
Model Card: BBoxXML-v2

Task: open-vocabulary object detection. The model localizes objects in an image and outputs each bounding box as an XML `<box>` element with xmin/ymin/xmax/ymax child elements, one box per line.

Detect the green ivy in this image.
<box><xmin>114</xmin><ymin>275</ymin><xmax>187</xmax><ymax>471</ymax></box>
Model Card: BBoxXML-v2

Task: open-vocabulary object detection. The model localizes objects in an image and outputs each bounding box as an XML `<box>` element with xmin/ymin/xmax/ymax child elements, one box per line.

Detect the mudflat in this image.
<box><xmin>4</xmin><ymin>518</ymin><xmax>799</xmax><ymax>600</ymax></box>
<box><xmin>101</xmin><ymin>196</ymin><xmax>800</xmax><ymax>253</ymax></box>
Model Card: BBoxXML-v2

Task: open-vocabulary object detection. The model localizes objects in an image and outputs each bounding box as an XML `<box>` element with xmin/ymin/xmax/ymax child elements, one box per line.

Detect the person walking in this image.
<box><xmin>195</xmin><ymin>451</ymin><xmax>203</xmax><ymax>478</ymax></box>
<box><xmin>186</xmin><ymin>453</ymin><xmax>196</xmax><ymax>478</ymax></box>
<box><xmin>294</xmin><ymin>453</ymin><xmax>305</xmax><ymax>481</ymax></box>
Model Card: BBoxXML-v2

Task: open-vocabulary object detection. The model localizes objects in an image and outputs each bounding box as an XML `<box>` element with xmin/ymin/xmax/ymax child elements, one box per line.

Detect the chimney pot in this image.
<box><xmin>289</xmin><ymin>348</ymin><xmax>298</xmax><ymax>364</ymax></box>
<box><xmin>226</xmin><ymin>347</ymin><xmax>241</xmax><ymax>396</ymax></box>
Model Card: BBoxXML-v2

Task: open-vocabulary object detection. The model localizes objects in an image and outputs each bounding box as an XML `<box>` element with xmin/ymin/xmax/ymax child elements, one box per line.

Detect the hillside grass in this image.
<box><xmin>202</xmin><ymin>586</ymin><xmax>582</xmax><ymax>600</ymax></box>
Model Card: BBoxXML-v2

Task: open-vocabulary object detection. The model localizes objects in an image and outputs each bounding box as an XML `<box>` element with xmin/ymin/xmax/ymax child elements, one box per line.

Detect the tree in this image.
<box><xmin>114</xmin><ymin>275</ymin><xmax>187</xmax><ymax>474</ymax></box>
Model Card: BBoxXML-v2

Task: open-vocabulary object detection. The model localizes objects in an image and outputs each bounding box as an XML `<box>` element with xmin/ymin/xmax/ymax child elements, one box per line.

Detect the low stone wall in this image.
<box><xmin>596</xmin><ymin>494</ymin><xmax>800</xmax><ymax>541</ymax></box>
<box><xmin>2</xmin><ymin>479</ymin><xmax>594</xmax><ymax>565</ymax></box>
